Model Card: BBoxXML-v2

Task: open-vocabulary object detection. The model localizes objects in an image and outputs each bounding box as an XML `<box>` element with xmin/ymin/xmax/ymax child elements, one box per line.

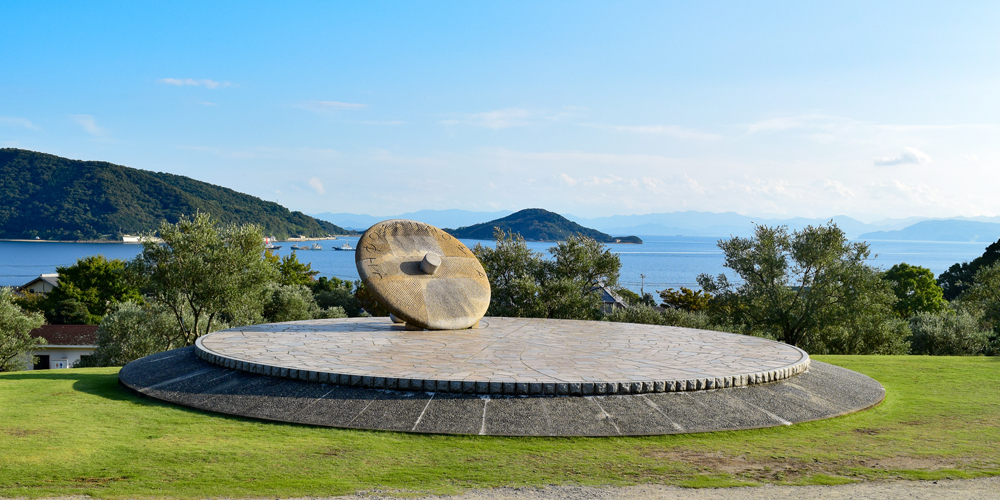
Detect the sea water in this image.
<box><xmin>0</xmin><ymin>236</ymin><xmax>991</xmax><ymax>294</ymax></box>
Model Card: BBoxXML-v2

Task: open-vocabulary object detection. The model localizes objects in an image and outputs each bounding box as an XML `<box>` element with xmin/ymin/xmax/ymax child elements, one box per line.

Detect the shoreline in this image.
<box><xmin>0</xmin><ymin>235</ymin><xmax>358</xmax><ymax>244</ymax></box>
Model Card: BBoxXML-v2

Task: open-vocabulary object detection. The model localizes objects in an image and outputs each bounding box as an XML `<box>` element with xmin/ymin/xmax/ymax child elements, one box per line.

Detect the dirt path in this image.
<box><xmin>341</xmin><ymin>478</ymin><xmax>1000</xmax><ymax>500</ymax></box>
<box><xmin>26</xmin><ymin>478</ymin><xmax>1000</xmax><ymax>500</ymax></box>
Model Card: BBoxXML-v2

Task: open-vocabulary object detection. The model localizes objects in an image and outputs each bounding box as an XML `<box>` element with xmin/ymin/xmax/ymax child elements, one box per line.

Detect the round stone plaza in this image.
<box><xmin>194</xmin><ymin>317</ymin><xmax>810</xmax><ymax>395</ymax></box>
<box><xmin>119</xmin><ymin>317</ymin><xmax>885</xmax><ymax>436</ymax></box>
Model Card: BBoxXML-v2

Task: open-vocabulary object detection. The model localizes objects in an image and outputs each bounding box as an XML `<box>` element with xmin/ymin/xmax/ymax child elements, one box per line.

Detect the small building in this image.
<box><xmin>593</xmin><ymin>283</ymin><xmax>629</xmax><ymax>313</ymax></box>
<box><xmin>28</xmin><ymin>325</ymin><xmax>99</xmax><ymax>369</ymax></box>
<box><xmin>18</xmin><ymin>273</ymin><xmax>59</xmax><ymax>294</ymax></box>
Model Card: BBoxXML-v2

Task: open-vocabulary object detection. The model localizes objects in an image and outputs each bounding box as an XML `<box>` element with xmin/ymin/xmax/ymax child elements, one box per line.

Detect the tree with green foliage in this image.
<box><xmin>698</xmin><ymin>223</ymin><xmax>909</xmax><ymax>354</ymax></box>
<box><xmin>908</xmin><ymin>310</ymin><xmax>990</xmax><ymax>356</ymax></box>
<box><xmin>473</xmin><ymin>228</ymin><xmax>622</xmax><ymax>320</ymax></box>
<box><xmin>261</xmin><ymin>283</ymin><xmax>347</xmax><ymax>323</ymax></box>
<box><xmin>882</xmin><ymin>263</ymin><xmax>948</xmax><ymax>318</ymax></box>
<box><xmin>659</xmin><ymin>287</ymin><xmax>712</xmax><ymax>312</ymax></box>
<box><xmin>937</xmin><ymin>238</ymin><xmax>1000</xmax><ymax>300</ymax></box>
<box><xmin>40</xmin><ymin>255</ymin><xmax>142</xmax><ymax>324</ymax></box>
<box><xmin>617</xmin><ymin>288</ymin><xmax>656</xmax><ymax>307</ymax></box>
<box><xmin>954</xmin><ymin>261</ymin><xmax>1000</xmax><ymax>354</ymax></box>
<box><xmin>81</xmin><ymin>301</ymin><xmax>174</xmax><ymax>367</ymax></box>
<box><xmin>130</xmin><ymin>213</ymin><xmax>277</xmax><ymax>347</ymax></box>
<box><xmin>310</xmin><ymin>277</ymin><xmax>363</xmax><ymax>317</ymax></box>
<box><xmin>473</xmin><ymin>229</ymin><xmax>546</xmax><ymax>318</ymax></box>
<box><xmin>0</xmin><ymin>288</ymin><xmax>46</xmax><ymax>371</ymax></box>
<box><xmin>266</xmin><ymin>251</ymin><xmax>319</xmax><ymax>286</ymax></box>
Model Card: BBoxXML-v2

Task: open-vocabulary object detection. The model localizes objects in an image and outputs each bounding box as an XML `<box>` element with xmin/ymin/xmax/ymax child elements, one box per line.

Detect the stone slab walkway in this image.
<box><xmin>195</xmin><ymin>317</ymin><xmax>810</xmax><ymax>395</ymax></box>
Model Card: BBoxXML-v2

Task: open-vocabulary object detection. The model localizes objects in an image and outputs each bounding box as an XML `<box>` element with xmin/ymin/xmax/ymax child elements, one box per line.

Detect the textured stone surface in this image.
<box><xmin>120</xmin><ymin>346</ymin><xmax>885</xmax><ymax>436</ymax></box>
<box><xmin>355</xmin><ymin>219</ymin><xmax>490</xmax><ymax>330</ymax></box>
<box><xmin>195</xmin><ymin>317</ymin><xmax>810</xmax><ymax>395</ymax></box>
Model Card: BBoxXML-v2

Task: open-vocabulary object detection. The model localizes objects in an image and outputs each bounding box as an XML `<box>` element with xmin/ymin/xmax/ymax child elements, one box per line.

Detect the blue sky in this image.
<box><xmin>2</xmin><ymin>1</ymin><xmax>999</xmax><ymax>221</ymax></box>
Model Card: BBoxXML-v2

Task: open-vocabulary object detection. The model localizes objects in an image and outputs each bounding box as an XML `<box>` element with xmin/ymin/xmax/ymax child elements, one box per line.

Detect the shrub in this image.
<box><xmin>909</xmin><ymin>310</ymin><xmax>990</xmax><ymax>356</ymax></box>
<box><xmin>83</xmin><ymin>302</ymin><xmax>174</xmax><ymax>366</ymax></box>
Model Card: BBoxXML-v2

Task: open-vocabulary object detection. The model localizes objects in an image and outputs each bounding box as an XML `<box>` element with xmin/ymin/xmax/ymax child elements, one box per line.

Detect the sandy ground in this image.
<box><xmin>24</xmin><ymin>477</ymin><xmax>1000</xmax><ymax>500</ymax></box>
<box><xmin>316</xmin><ymin>479</ymin><xmax>1000</xmax><ymax>500</ymax></box>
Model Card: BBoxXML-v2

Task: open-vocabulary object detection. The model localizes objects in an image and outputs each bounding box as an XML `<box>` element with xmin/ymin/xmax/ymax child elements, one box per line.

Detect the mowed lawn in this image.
<box><xmin>1</xmin><ymin>356</ymin><xmax>998</xmax><ymax>499</ymax></box>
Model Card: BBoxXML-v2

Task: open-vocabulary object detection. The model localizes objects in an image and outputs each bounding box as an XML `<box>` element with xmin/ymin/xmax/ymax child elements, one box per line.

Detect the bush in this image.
<box><xmin>83</xmin><ymin>302</ymin><xmax>174</xmax><ymax>366</ymax></box>
<box><xmin>603</xmin><ymin>304</ymin><xmax>666</xmax><ymax>325</ymax></box>
<box><xmin>909</xmin><ymin>311</ymin><xmax>991</xmax><ymax>356</ymax></box>
<box><xmin>603</xmin><ymin>304</ymin><xmax>735</xmax><ymax>332</ymax></box>
<box><xmin>262</xmin><ymin>283</ymin><xmax>320</xmax><ymax>323</ymax></box>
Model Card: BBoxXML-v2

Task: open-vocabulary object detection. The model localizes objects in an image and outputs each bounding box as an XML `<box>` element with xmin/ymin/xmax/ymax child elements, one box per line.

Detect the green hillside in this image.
<box><xmin>445</xmin><ymin>208</ymin><xmax>642</xmax><ymax>243</ymax></box>
<box><xmin>0</xmin><ymin>149</ymin><xmax>351</xmax><ymax>240</ymax></box>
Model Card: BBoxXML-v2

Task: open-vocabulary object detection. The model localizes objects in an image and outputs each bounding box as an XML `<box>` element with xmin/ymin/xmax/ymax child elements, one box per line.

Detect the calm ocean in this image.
<box><xmin>0</xmin><ymin>236</ymin><xmax>990</xmax><ymax>294</ymax></box>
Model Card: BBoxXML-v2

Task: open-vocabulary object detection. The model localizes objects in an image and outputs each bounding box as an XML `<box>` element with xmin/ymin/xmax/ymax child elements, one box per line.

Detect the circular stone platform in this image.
<box><xmin>194</xmin><ymin>317</ymin><xmax>810</xmax><ymax>395</ymax></box>
<box><xmin>119</xmin><ymin>346</ymin><xmax>884</xmax><ymax>436</ymax></box>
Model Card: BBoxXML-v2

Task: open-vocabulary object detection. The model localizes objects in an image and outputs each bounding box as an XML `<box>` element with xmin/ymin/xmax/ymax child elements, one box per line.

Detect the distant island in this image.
<box><xmin>857</xmin><ymin>220</ymin><xmax>1000</xmax><ymax>242</ymax></box>
<box><xmin>0</xmin><ymin>149</ymin><xmax>353</xmax><ymax>240</ymax></box>
<box><xmin>445</xmin><ymin>208</ymin><xmax>642</xmax><ymax>244</ymax></box>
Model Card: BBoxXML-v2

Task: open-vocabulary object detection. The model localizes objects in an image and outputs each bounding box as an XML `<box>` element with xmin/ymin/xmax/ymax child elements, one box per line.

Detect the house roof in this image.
<box><xmin>18</xmin><ymin>273</ymin><xmax>60</xmax><ymax>290</ymax></box>
<box><xmin>592</xmin><ymin>283</ymin><xmax>629</xmax><ymax>308</ymax></box>
<box><xmin>30</xmin><ymin>325</ymin><xmax>99</xmax><ymax>346</ymax></box>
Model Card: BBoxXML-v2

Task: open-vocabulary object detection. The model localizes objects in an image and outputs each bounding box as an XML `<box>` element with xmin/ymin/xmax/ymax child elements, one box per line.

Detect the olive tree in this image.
<box><xmin>130</xmin><ymin>213</ymin><xmax>277</xmax><ymax>347</ymax></box>
<box><xmin>473</xmin><ymin>228</ymin><xmax>622</xmax><ymax>320</ymax></box>
<box><xmin>0</xmin><ymin>288</ymin><xmax>46</xmax><ymax>371</ymax></box>
<box><xmin>82</xmin><ymin>301</ymin><xmax>174</xmax><ymax>366</ymax></box>
<box><xmin>698</xmin><ymin>223</ymin><xmax>909</xmax><ymax>354</ymax></box>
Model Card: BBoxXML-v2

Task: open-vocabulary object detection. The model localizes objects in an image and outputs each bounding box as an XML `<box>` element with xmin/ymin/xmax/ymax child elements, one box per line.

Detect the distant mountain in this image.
<box><xmin>565</xmin><ymin>211</ymin><xmax>876</xmax><ymax>238</ymax></box>
<box><xmin>444</xmin><ymin>208</ymin><xmax>642</xmax><ymax>243</ymax></box>
<box><xmin>311</xmin><ymin>209</ymin><xmax>513</xmax><ymax>231</ymax></box>
<box><xmin>0</xmin><ymin>148</ymin><xmax>351</xmax><ymax>240</ymax></box>
<box><xmin>858</xmin><ymin>220</ymin><xmax>1000</xmax><ymax>242</ymax></box>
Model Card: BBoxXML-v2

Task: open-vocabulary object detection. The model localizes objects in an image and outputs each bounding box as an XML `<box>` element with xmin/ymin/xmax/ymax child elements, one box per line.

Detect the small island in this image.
<box><xmin>445</xmin><ymin>208</ymin><xmax>642</xmax><ymax>244</ymax></box>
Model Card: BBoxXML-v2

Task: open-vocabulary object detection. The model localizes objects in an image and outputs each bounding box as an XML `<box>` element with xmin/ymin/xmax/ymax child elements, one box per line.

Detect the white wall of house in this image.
<box><xmin>29</xmin><ymin>346</ymin><xmax>96</xmax><ymax>369</ymax></box>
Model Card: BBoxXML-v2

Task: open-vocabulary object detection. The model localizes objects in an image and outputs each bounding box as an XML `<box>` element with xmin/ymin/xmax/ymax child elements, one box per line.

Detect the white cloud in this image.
<box><xmin>71</xmin><ymin>115</ymin><xmax>105</xmax><ymax>136</ymax></box>
<box><xmin>964</xmin><ymin>154</ymin><xmax>980</xmax><ymax>161</ymax></box>
<box><xmin>296</xmin><ymin>101</ymin><xmax>368</xmax><ymax>112</ymax></box>
<box><xmin>0</xmin><ymin>116</ymin><xmax>40</xmax><ymax>130</ymax></box>
<box><xmin>442</xmin><ymin>107</ymin><xmax>581</xmax><ymax>129</ymax></box>
<box><xmin>558</xmin><ymin>173</ymin><xmax>578</xmax><ymax>186</ymax></box>
<box><xmin>158</xmin><ymin>78</ymin><xmax>233</xmax><ymax>89</ymax></box>
<box><xmin>307</xmin><ymin>177</ymin><xmax>325</xmax><ymax>195</ymax></box>
<box><xmin>586</xmin><ymin>123</ymin><xmax>720</xmax><ymax>140</ymax></box>
<box><xmin>874</xmin><ymin>147</ymin><xmax>932</xmax><ymax>166</ymax></box>
<box><xmin>369</xmin><ymin>149</ymin><xmax>445</xmax><ymax>166</ymax></box>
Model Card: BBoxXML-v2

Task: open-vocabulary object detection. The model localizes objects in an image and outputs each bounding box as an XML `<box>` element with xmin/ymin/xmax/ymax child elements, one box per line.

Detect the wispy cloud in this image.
<box><xmin>584</xmin><ymin>123</ymin><xmax>720</xmax><ymax>140</ymax></box>
<box><xmin>296</xmin><ymin>101</ymin><xmax>368</xmax><ymax>113</ymax></box>
<box><xmin>158</xmin><ymin>78</ymin><xmax>233</xmax><ymax>89</ymax></box>
<box><xmin>308</xmin><ymin>177</ymin><xmax>325</xmax><ymax>195</ymax></box>
<box><xmin>874</xmin><ymin>147</ymin><xmax>932</xmax><ymax>166</ymax></box>
<box><xmin>0</xmin><ymin>116</ymin><xmax>40</xmax><ymax>130</ymax></box>
<box><xmin>177</xmin><ymin>145</ymin><xmax>341</xmax><ymax>161</ymax></box>
<box><xmin>442</xmin><ymin>107</ymin><xmax>580</xmax><ymax>129</ymax></box>
<box><xmin>71</xmin><ymin>115</ymin><xmax>105</xmax><ymax>136</ymax></box>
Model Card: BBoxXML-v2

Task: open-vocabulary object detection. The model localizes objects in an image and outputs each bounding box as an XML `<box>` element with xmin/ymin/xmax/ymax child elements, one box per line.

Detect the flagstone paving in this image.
<box><xmin>195</xmin><ymin>317</ymin><xmax>810</xmax><ymax>395</ymax></box>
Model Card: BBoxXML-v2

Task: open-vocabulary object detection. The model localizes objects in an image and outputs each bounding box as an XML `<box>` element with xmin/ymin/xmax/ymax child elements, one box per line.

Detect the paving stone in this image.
<box><xmin>195</xmin><ymin>317</ymin><xmax>810</xmax><ymax>395</ymax></box>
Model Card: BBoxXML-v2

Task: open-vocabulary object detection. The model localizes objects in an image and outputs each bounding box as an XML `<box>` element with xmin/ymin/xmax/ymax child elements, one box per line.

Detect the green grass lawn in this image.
<box><xmin>1</xmin><ymin>356</ymin><xmax>998</xmax><ymax>498</ymax></box>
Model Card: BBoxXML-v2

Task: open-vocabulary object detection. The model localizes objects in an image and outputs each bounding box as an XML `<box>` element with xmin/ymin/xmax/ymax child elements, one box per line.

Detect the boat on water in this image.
<box><xmin>291</xmin><ymin>242</ymin><xmax>323</xmax><ymax>250</ymax></box>
<box><xmin>333</xmin><ymin>242</ymin><xmax>355</xmax><ymax>251</ymax></box>
<box><xmin>264</xmin><ymin>237</ymin><xmax>282</xmax><ymax>250</ymax></box>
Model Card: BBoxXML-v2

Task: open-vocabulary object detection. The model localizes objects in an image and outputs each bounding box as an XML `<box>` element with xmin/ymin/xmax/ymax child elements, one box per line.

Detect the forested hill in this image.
<box><xmin>445</xmin><ymin>208</ymin><xmax>642</xmax><ymax>243</ymax></box>
<box><xmin>0</xmin><ymin>149</ymin><xmax>351</xmax><ymax>240</ymax></box>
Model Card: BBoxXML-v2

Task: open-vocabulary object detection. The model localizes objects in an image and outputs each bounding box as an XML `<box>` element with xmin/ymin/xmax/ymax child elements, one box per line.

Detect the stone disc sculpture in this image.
<box><xmin>356</xmin><ymin>219</ymin><xmax>490</xmax><ymax>330</ymax></box>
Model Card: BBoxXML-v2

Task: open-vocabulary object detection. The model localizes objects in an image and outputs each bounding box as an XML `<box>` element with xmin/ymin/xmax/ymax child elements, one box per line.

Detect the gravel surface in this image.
<box><xmin>326</xmin><ymin>478</ymin><xmax>1000</xmax><ymax>500</ymax></box>
<box><xmin>23</xmin><ymin>478</ymin><xmax>1000</xmax><ymax>500</ymax></box>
